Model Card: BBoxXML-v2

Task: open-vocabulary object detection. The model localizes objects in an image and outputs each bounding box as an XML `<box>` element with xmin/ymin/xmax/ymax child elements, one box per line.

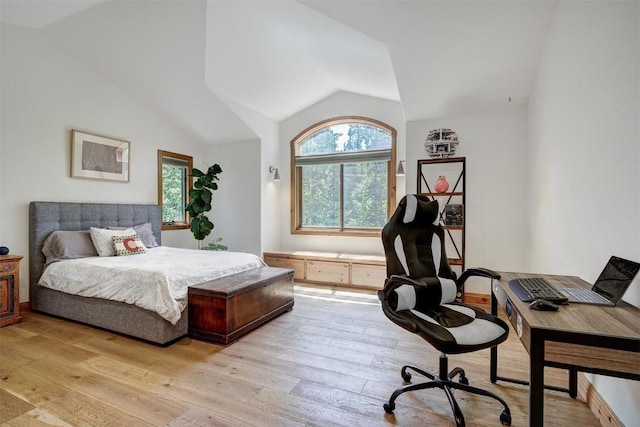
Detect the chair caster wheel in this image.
<box><xmin>383</xmin><ymin>403</ymin><xmax>395</xmax><ymax>414</ymax></box>
<box><xmin>499</xmin><ymin>410</ymin><xmax>512</xmax><ymax>426</ymax></box>
<box><xmin>459</xmin><ymin>375</ymin><xmax>469</xmax><ymax>385</ymax></box>
<box><xmin>401</xmin><ymin>372</ymin><xmax>412</xmax><ymax>382</ymax></box>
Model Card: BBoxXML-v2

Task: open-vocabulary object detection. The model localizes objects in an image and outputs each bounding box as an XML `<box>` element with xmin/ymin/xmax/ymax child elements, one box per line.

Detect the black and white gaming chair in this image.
<box><xmin>378</xmin><ymin>194</ymin><xmax>512</xmax><ymax>426</ymax></box>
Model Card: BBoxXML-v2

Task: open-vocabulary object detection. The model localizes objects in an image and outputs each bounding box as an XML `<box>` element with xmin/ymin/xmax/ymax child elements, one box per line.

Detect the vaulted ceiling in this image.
<box><xmin>0</xmin><ymin>0</ymin><xmax>557</xmax><ymax>144</ymax></box>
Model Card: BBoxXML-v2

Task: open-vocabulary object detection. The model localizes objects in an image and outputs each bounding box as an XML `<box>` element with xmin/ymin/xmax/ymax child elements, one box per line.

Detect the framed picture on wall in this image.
<box><xmin>71</xmin><ymin>130</ymin><xmax>130</xmax><ymax>182</ymax></box>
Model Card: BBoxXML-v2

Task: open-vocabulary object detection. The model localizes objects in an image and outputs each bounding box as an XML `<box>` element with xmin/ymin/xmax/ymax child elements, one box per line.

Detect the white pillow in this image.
<box><xmin>89</xmin><ymin>227</ymin><xmax>138</xmax><ymax>257</ymax></box>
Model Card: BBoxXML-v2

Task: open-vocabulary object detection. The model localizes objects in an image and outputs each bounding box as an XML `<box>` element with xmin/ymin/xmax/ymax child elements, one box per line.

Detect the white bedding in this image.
<box><xmin>38</xmin><ymin>246</ymin><xmax>266</xmax><ymax>324</ymax></box>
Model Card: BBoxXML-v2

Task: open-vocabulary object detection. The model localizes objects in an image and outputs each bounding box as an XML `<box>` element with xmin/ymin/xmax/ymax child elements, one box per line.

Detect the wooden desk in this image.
<box><xmin>490</xmin><ymin>272</ymin><xmax>640</xmax><ymax>426</ymax></box>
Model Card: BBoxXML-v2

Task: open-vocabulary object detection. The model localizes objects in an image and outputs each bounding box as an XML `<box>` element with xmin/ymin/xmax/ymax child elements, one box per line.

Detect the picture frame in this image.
<box><xmin>71</xmin><ymin>130</ymin><xmax>130</xmax><ymax>182</ymax></box>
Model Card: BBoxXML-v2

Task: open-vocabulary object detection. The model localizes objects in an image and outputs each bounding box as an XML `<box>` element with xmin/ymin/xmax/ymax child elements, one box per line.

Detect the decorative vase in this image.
<box><xmin>434</xmin><ymin>176</ymin><xmax>449</xmax><ymax>193</ymax></box>
<box><xmin>0</xmin><ymin>246</ymin><xmax>9</xmax><ymax>256</ymax></box>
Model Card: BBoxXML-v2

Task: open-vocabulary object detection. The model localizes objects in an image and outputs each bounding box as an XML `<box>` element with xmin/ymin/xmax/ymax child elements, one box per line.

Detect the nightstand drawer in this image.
<box><xmin>0</xmin><ymin>262</ymin><xmax>16</xmax><ymax>274</ymax></box>
<box><xmin>0</xmin><ymin>277</ymin><xmax>13</xmax><ymax>315</ymax></box>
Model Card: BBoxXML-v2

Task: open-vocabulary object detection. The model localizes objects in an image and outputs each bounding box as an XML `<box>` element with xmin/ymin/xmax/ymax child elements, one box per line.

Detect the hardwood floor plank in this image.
<box><xmin>0</xmin><ymin>388</ymin><xmax>35</xmax><ymax>423</ymax></box>
<box><xmin>37</xmin><ymin>389</ymin><xmax>142</xmax><ymax>426</ymax></box>
<box><xmin>244</xmin><ymin>328</ymin><xmax>376</xmax><ymax>365</ymax></box>
<box><xmin>16</xmin><ymin>356</ymin><xmax>186</xmax><ymax>426</ymax></box>
<box><xmin>161</xmin><ymin>381</ymin><xmax>305</xmax><ymax>427</ymax></box>
<box><xmin>277</xmin><ymin>349</ymin><xmax>399</xmax><ymax>383</ymax></box>
<box><xmin>16</xmin><ymin>335</ymin><xmax>97</xmax><ymax>365</ymax></box>
<box><xmin>248</xmin><ymin>321</ymin><xmax>336</xmax><ymax>347</ymax></box>
<box><xmin>0</xmin><ymin>322</ymin><xmax>37</xmax><ymax>343</ymax></box>
<box><xmin>223</xmin><ymin>339</ymin><xmax>369</xmax><ymax>394</ymax></box>
<box><xmin>252</xmin><ymin>387</ymin><xmax>392</xmax><ymax>427</ymax></box>
<box><xmin>77</xmin><ymin>355</ymin><xmax>173</xmax><ymax>393</ymax></box>
<box><xmin>193</xmin><ymin>352</ymin><xmax>302</xmax><ymax>393</ymax></box>
<box><xmin>298</xmin><ymin>324</ymin><xmax>399</xmax><ymax>348</ymax></box>
<box><xmin>4</xmin><ymin>408</ymin><xmax>75</xmax><ymax>426</ymax></box>
<box><xmin>0</xmin><ymin>358</ymin><xmax>71</xmax><ymax>407</ymax></box>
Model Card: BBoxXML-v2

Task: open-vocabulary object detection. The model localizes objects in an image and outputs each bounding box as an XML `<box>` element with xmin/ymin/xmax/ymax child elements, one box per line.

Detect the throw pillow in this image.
<box><xmin>112</xmin><ymin>234</ymin><xmax>146</xmax><ymax>256</ymax></box>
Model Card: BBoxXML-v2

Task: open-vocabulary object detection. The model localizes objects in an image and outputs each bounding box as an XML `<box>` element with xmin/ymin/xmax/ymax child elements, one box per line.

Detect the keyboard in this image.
<box><xmin>508</xmin><ymin>277</ymin><xmax>569</xmax><ymax>304</ymax></box>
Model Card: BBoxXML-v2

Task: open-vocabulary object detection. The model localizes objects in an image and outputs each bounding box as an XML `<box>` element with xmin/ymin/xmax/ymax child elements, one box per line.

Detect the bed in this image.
<box><xmin>28</xmin><ymin>201</ymin><xmax>263</xmax><ymax>345</ymax></box>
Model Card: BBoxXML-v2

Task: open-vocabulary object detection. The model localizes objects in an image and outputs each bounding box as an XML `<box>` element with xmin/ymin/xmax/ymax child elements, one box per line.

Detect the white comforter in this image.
<box><xmin>38</xmin><ymin>247</ymin><xmax>266</xmax><ymax>324</ymax></box>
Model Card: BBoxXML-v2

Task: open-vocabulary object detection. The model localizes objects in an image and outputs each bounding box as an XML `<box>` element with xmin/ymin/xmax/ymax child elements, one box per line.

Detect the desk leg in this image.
<box><xmin>490</xmin><ymin>346</ymin><xmax>498</xmax><ymax>383</ymax></box>
<box><xmin>569</xmin><ymin>369</ymin><xmax>578</xmax><ymax>398</ymax></box>
<box><xmin>530</xmin><ymin>331</ymin><xmax>545</xmax><ymax>427</ymax></box>
<box><xmin>490</xmin><ymin>288</ymin><xmax>498</xmax><ymax>383</ymax></box>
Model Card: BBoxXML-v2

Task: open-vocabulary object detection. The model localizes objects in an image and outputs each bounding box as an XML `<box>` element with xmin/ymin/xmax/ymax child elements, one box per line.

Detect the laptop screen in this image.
<box><xmin>593</xmin><ymin>256</ymin><xmax>640</xmax><ymax>304</ymax></box>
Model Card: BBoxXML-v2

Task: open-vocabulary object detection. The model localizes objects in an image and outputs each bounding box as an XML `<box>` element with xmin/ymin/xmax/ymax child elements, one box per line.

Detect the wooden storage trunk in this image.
<box><xmin>188</xmin><ymin>267</ymin><xmax>294</xmax><ymax>345</ymax></box>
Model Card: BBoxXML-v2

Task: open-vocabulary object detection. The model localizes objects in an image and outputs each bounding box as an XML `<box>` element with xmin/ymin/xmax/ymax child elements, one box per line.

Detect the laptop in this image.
<box><xmin>558</xmin><ymin>256</ymin><xmax>640</xmax><ymax>306</ymax></box>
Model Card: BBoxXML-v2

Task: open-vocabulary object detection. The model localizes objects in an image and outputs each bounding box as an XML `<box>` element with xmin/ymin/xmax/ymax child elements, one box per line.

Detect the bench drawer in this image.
<box><xmin>306</xmin><ymin>260</ymin><xmax>349</xmax><ymax>284</ymax></box>
<box><xmin>351</xmin><ymin>263</ymin><xmax>386</xmax><ymax>289</ymax></box>
<box><xmin>264</xmin><ymin>256</ymin><xmax>305</xmax><ymax>280</ymax></box>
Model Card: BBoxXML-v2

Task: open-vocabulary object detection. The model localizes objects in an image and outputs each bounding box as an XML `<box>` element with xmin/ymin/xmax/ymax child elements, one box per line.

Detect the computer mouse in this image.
<box><xmin>529</xmin><ymin>299</ymin><xmax>559</xmax><ymax>311</ymax></box>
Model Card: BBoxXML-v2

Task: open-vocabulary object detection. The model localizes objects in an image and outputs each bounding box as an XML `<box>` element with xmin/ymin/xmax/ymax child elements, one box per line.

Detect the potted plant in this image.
<box><xmin>185</xmin><ymin>164</ymin><xmax>222</xmax><ymax>248</ymax></box>
<box><xmin>203</xmin><ymin>237</ymin><xmax>228</xmax><ymax>251</ymax></box>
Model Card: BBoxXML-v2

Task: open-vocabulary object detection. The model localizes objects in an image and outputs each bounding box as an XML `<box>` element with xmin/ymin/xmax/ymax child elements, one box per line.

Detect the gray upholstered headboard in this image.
<box><xmin>29</xmin><ymin>201</ymin><xmax>162</xmax><ymax>302</ymax></box>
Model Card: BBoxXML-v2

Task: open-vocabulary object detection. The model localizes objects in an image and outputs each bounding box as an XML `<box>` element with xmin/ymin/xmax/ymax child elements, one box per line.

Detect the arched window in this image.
<box><xmin>291</xmin><ymin>116</ymin><xmax>397</xmax><ymax>236</ymax></box>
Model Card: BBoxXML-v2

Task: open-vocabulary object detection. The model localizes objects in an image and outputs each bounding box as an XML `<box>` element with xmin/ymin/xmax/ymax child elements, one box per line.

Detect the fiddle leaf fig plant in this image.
<box><xmin>185</xmin><ymin>164</ymin><xmax>222</xmax><ymax>242</ymax></box>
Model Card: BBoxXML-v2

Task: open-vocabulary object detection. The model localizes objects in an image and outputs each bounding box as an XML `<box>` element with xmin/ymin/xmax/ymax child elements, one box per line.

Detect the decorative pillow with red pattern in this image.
<box><xmin>112</xmin><ymin>234</ymin><xmax>146</xmax><ymax>256</ymax></box>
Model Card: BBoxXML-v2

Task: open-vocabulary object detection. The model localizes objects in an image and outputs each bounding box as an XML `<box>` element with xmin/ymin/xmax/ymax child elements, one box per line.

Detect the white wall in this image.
<box><xmin>407</xmin><ymin>107</ymin><xmax>529</xmax><ymax>293</ymax></box>
<box><xmin>528</xmin><ymin>2</ymin><xmax>639</xmax><ymax>425</ymax></box>
<box><xmin>209</xmin><ymin>94</ymin><xmax>281</xmax><ymax>256</ymax></box>
<box><xmin>0</xmin><ymin>24</ymin><xmax>205</xmax><ymax>301</ymax></box>
<box><xmin>277</xmin><ymin>91</ymin><xmax>406</xmax><ymax>256</ymax></box>
<box><xmin>203</xmin><ymin>139</ymin><xmax>262</xmax><ymax>255</ymax></box>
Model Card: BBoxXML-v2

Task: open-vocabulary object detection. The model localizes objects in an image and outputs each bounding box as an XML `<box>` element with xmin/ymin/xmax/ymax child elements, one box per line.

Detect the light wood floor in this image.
<box><xmin>0</xmin><ymin>285</ymin><xmax>602</xmax><ymax>426</ymax></box>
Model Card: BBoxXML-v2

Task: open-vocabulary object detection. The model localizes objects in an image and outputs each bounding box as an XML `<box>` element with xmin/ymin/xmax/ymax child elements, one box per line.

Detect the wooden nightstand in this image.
<box><xmin>0</xmin><ymin>255</ymin><xmax>23</xmax><ymax>327</ymax></box>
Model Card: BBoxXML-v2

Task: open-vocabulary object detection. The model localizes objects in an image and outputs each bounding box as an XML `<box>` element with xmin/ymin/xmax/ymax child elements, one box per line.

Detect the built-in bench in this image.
<box><xmin>188</xmin><ymin>266</ymin><xmax>294</xmax><ymax>345</ymax></box>
<box><xmin>262</xmin><ymin>251</ymin><xmax>488</xmax><ymax>305</ymax></box>
<box><xmin>263</xmin><ymin>251</ymin><xmax>387</xmax><ymax>289</ymax></box>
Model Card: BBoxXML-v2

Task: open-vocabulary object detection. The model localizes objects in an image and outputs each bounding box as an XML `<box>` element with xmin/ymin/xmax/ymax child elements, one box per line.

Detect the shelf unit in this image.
<box><xmin>417</xmin><ymin>157</ymin><xmax>466</xmax><ymax>282</ymax></box>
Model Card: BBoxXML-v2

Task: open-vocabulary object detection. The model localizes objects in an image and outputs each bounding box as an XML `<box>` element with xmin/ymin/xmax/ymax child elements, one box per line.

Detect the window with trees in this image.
<box><xmin>157</xmin><ymin>150</ymin><xmax>193</xmax><ymax>230</ymax></box>
<box><xmin>291</xmin><ymin>116</ymin><xmax>397</xmax><ymax>236</ymax></box>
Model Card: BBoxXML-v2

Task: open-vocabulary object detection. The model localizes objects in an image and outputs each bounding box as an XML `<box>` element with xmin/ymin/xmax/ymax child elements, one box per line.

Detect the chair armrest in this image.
<box><xmin>377</xmin><ymin>281</ymin><xmax>419</xmax><ymax>333</ymax></box>
<box><xmin>380</xmin><ymin>301</ymin><xmax>419</xmax><ymax>333</ymax></box>
<box><xmin>377</xmin><ymin>275</ymin><xmax>425</xmax><ymax>303</ymax></box>
<box><xmin>387</xmin><ymin>274</ymin><xmax>431</xmax><ymax>288</ymax></box>
<box><xmin>457</xmin><ymin>267</ymin><xmax>501</xmax><ymax>285</ymax></box>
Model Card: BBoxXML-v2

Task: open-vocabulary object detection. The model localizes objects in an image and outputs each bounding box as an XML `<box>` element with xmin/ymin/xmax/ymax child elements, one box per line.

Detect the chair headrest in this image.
<box><xmin>400</xmin><ymin>194</ymin><xmax>439</xmax><ymax>225</ymax></box>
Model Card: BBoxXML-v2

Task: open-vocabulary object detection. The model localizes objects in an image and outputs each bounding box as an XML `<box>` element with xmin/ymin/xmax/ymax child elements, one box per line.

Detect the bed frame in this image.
<box><xmin>29</xmin><ymin>201</ymin><xmax>188</xmax><ymax>345</ymax></box>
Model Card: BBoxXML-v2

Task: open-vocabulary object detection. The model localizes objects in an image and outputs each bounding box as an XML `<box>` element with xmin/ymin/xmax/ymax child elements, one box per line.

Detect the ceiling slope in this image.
<box><xmin>40</xmin><ymin>0</ymin><xmax>258</xmax><ymax>144</ymax></box>
<box><xmin>303</xmin><ymin>0</ymin><xmax>558</xmax><ymax>120</ymax></box>
<box><xmin>0</xmin><ymin>0</ymin><xmax>103</xmax><ymax>28</ymax></box>
<box><xmin>204</xmin><ymin>0</ymin><xmax>400</xmax><ymax>121</ymax></box>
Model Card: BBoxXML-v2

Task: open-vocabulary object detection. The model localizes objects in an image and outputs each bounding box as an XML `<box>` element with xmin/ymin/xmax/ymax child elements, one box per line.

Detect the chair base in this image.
<box><xmin>383</xmin><ymin>354</ymin><xmax>511</xmax><ymax>427</ymax></box>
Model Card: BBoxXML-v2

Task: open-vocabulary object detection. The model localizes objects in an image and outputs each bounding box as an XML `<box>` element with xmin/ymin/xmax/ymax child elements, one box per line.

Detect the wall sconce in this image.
<box><xmin>269</xmin><ymin>166</ymin><xmax>280</xmax><ymax>181</ymax></box>
<box><xmin>396</xmin><ymin>160</ymin><xmax>405</xmax><ymax>176</ymax></box>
